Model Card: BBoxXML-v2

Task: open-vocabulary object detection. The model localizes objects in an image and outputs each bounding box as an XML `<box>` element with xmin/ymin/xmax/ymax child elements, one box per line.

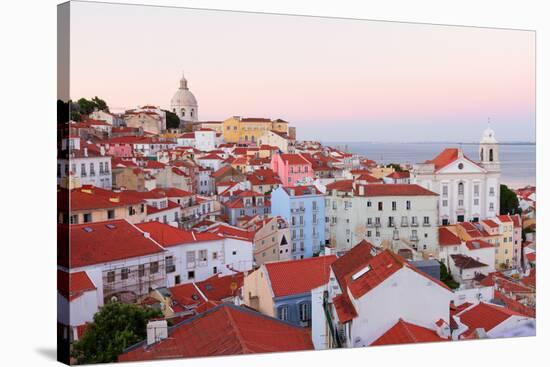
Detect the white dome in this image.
<box><xmin>171</xmin><ymin>88</ymin><xmax>197</xmax><ymax>107</ymax></box>
<box><xmin>480</xmin><ymin>127</ymin><xmax>497</xmax><ymax>144</ymax></box>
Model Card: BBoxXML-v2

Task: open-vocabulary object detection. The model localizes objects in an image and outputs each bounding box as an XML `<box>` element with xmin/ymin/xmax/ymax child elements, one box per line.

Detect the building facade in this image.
<box><xmin>271</xmin><ymin>186</ymin><xmax>326</xmax><ymax>259</ymax></box>
<box><xmin>412</xmin><ymin>128</ymin><xmax>501</xmax><ymax>225</ymax></box>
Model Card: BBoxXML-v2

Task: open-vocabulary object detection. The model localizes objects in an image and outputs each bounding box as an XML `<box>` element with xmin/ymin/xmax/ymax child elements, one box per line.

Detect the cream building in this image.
<box><xmin>221</xmin><ymin>116</ymin><xmax>289</xmax><ymax>144</ymax></box>
<box><xmin>324</xmin><ymin>182</ymin><xmax>439</xmax><ymax>257</ymax></box>
<box><xmin>412</xmin><ymin>128</ymin><xmax>501</xmax><ymax>225</ymax></box>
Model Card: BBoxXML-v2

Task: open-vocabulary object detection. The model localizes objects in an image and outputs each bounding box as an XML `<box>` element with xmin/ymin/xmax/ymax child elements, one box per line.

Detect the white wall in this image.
<box><xmin>349</xmin><ymin>266</ymin><xmax>452</xmax><ymax>347</ymax></box>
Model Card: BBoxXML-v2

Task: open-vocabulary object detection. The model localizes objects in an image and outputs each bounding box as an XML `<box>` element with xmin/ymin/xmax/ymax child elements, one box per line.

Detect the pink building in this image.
<box><xmin>271</xmin><ymin>153</ymin><xmax>313</xmax><ymax>187</ymax></box>
<box><xmin>97</xmin><ymin>138</ymin><xmax>133</xmax><ymax>158</ymax></box>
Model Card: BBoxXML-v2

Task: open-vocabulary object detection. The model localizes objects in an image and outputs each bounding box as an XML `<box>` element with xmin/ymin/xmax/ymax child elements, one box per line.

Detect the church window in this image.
<box><xmin>181</xmin><ymin>108</ymin><xmax>186</xmax><ymax>117</ymax></box>
<box><xmin>458</xmin><ymin>163</ymin><xmax>464</xmax><ymax>170</ymax></box>
<box><xmin>474</xmin><ymin>184</ymin><xmax>480</xmax><ymax>196</ymax></box>
<box><xmin>190</xmin><ymin>109</ymin><xmax>194</xmax><ymax>117</ymax></box>
<box><xmin>442</xmin><ymin>185</ymin><xmax>448</xmax><ymax>197</ymax></box>
<box><xmin>489</xmin><ymin>149</ymin><xmax>494</xmax><ymax>162</ymax></box>
<box><xmin>458</xmin><ymin>182</ymin><xmax>464</xmax><ymax>195</ymax></box>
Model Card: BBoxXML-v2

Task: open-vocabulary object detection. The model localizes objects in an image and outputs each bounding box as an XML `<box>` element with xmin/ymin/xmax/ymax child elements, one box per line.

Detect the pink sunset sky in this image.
<box><xmin>69</xmin><ymin>1</ymin><xmax>535</xmax><ymax>142</ymax></box>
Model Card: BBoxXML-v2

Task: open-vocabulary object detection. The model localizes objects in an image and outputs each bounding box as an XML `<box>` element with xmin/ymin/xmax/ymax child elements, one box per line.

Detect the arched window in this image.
<box><xmin>181</xmin><ymin>108</ymin><xmax>186</xmax><ymax>117</ymax></box>
<box><xmin>489</xmin><ymin>149</ymin><xmax>494</xmax><ymax>162</ymax></box>
<box><xmin>458</xmin><ymin>182</ymin><xmax>464</xmax><ymax>195</ymax></box>
<box><xmin>480</xmin><ymin>148</ymin><xmax>484</xmax><ymax>161</ymax></box>
<box><xmin>190</xmin><ymin>108</ymin><xmax>194</xmax><ymax>117</ymax></box>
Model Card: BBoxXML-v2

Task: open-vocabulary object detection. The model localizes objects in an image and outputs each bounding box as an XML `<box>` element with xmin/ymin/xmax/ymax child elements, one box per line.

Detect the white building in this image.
<box><xmin>412</xmin><ymin>128</ymin><xmax>501</xmax><ymax>225</ymax></box>
<box><xmin>136</xmin><ymin>221</ymin><xmax>254</xmax><ymax>287</ymax></box>
<box><xmin>325</xmin><ymin>181</ymin><xmax>439</xmax><ymax>256</ymax></box>
<box><xmin>58</xmin><ymin>144</ymin><xmax>112</xmax><ymax>189</ymax></box>
<box><xmin>170</xmin><ymin>72</ymin><xmax>198</xmax><ymax>124</ymax></box>
<box><xmin>319</xmin><ymin>241</ymin><xmax>452</xmax><ymax>349</ymax></box>
<box><xmin>195</xmin><ymin>128</ymin><xmax>217</xmax><ymax>152</ymax></box>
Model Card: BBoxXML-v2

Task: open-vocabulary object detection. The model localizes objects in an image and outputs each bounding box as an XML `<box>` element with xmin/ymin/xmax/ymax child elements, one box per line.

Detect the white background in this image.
<box><xmin>0</xmin><ymin>0</ymin><xmax>546</xmax><ymax>366</ymax></box>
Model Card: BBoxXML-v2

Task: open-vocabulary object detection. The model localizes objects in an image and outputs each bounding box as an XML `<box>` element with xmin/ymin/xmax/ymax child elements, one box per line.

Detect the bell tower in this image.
<box><xmin>479</xmin><ymin>120</ymin><xmax>500</xmax><ymax>173</ymax></box>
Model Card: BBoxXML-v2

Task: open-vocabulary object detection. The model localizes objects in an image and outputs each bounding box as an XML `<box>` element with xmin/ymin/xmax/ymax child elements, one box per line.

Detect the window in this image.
<box><xmin>278</xmin><ymin>305</ymin><xmax>289</xmax><ymax>321</ymax></box>
<box><xmin>442</xmin><ymin>185</ymin><xmax>448</xmax><ymax>197</ymax></box>
<box><xmin>90</xmin><ymin>163</ymin><xmax>95</xmax><ymax>176</ymax></box>
<box><xmin>406</xmin><ymin>200</ymin><xmax>411</xmax><ymax>210</ymax></box>
<box><xmin>199</xmin><ymin>250</ymin><xmax>207</xmax><ymax>262</ymax></box>
<box><xmin>232</xmin><ymin>250</ymin><xmax>237</xmax><ymax>255</ymax></box>
<box><xmin>121</xmin><ymin>268</ymin><xmax>129</xmax><ymax>280</ymax></box>
<box><xmin>83</xmin><ymin>213</ymin><xmax>92</xmax><ymax>223</ymax></box>
<box><xmin>458</xmin><ymin>199</ymin><xmax>464</xmax><ymax>207</ymax></box>
<box><xmin>489</xmin><ymin>202</ymin><xmax>494</xmax><ymax>211</ymax></box>
<box><xmin>107</xmin><ymin>271</ymin><xmax>115</xmax><ymax>283</ymax></box>
<box><xmin>107</xmin><ymin>209</ymin><xmax>115</xmax><ymax>219</ymax></box>
<box><xmin>150</xmin><ymin>261</ymin><xmax>159</xmax><ymax>274</ymax></box>
<box><xmin>57</xmin><ymin>164</ymin><xmax>61</xmax><ymax>177</ymax></box>
<box><xmin>367</xmin><ymin>230</ymin><xmax>372</xmax><ymax>237</ymax></box>
<box><xmin>388</xmin><ymin>216</ymin><xmax>394</xmax><ymax>227</ymax></box>
<box><xmin>423</xmin><ymin>216</ymin><xmax>430</xmax><ymax>225</ymax></box>
<box><xmin>81</xmin><ymin>163</ymin><xmax>86</xmax><ymax>176</ymax></box>
<box><xmin>299</xmin><ymin>302</ymin><xmax>311</xmax><ymax>322</ymax></box>
<box><xmin>489</xmin><ymin>187</ymin><xmax>495</xmax><ymax>196</ymax></box>
<box><xmin>187</xmin><ymin>271</ymin><xmax>195</xmax><ymax>280</ymax></box>
<box><xmin>474</xmin><ymin>184</ymin><xmax>480</xmax><ymax>197</ymax></box>
<box><xmin>367</xmin><ymin>201</ymin><xmax>372</xmax><ymax>207</ymax></box>
<box><xmin>138</xmin><ymin>264</ymin><xmax>145</xmax><ymax>277</ymax></box>
<box><xmin>458</xmin><ymin>182</ymin><xmax>464</xmax><ymax>195</ymax></box>
<box><xmin>411</xmin><ymin>216</ymin><xmax>418</xmax><ymax>226</ymax></box>
<box><xmin>367</xmin><ymin>217</ymin><xmax>372</xmax><ymax>226</ymax></box>
<box><xmin>378</xmin><ymin>202</ymin><xmax>383</xmax><ymax>211</ymax></box>
<box><xmin>392</xmin><ymin>201</ymin><xmax>397</xmax><ymax>211</ymax></box>
<box><xmin>166</xmin><ymin>256</ymin><xmax>175</xmax><ymax>273</ymax></box>
<box><xmin>442</xmin><ymin>200</ymin><xmax>448</xmax><ymax>207</ymax></box>
<box><xmin>474</xmin><ymin>198</ymin><xmax>479</xmax><ymax>206</ymax></box>
<box><xmin>213</xmin><ymin>266</ymin><xmax>218</xmax><ymax>274</ymax></box>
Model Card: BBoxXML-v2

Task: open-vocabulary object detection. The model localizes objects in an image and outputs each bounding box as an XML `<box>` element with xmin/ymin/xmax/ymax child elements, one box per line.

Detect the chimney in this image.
<box><xmin>146</xmin><ymin>319</ymin><xmax>168</xmax><ymax>345</ymax></box>
<box><xmin>435</xmin><ymin>319</ymin><xmax>451</xmax><ymax>339</ymax></box>
<box><xmin>100</xmin><ymin>146</ymin><xmax>106</xmax><ymax>156</ymax></box>
<box><xmin>358</xmin><ymin>185</ymin><xmax>365</xmax><ymax>196</ymax></box>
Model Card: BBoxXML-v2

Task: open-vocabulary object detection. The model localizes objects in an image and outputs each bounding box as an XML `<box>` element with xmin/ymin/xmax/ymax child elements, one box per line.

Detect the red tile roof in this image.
<box><xmin>482</xmin><ymin>219</ymin><xmax>499</xmax><ymax>229</ymax></box>
<box><xmin>343</xmin><ymin>250</ymin><xmax>451</xmax><ymax>300</ymax></box>
<box><xmin>264</xmin><ymin>255</ymin><xmax>337</xmax><ymax>297</ymax></box>
<box><xmin>370</xmin><ymin>319</ymin><xmax>447</xmax><ymax>346</ymax></box>
<box><xmin>146</xmin><ymin>200</ymin><xmax>180</xmax><ymax>215</ymax></box>
<box><xmin>426</xmin><ymin>148</ymin><xmax>460</xmax><ymax>170</ymax></box>
<box><xmin>282</xmin><ymin>186</ymin><xmax>322</xmax><ymax>196</ymax></box>
<box><xmin>196</xmin><ymin>273</ymin><xmax>245</xmax><ymax>301</ymax></box>
<box><xmin>57</xmin><ymin>270</ymin><xmax>96</xmax><ymax>301</ymax></box>
<box><xmin>359</xmin><ymin>184</ymin><xmax>438</xmax><ymax>197</ymax></box>
<box><xmin>331</xmin><ymin>240</ymin><xmax>376</xmax><ymax>289</ymax></box>
<box><xmin>456</xmin><ymin>302</ymin><xmax>529</xmax><ymax>335</ymax></box>
<box><xmin>136</xmin><ymin>221</ymin><xmax>221</xmax><ymax>247</ymax></box>
<box><xmin>439</xmin><ymin>227</ymin><xmax>462</xmax><ymax>246</ymax></box>
<box><xmin>464</xmin><ymin>239</ymin><xmax>494</xmax><ymax>250</ymax></box>
<box><xmin>61</xmin><ymin>220</ymin><xmax>165</xmax><ymax>268</ymax></box>
<box><xmin>207</xmin><ymin>224</ymin><xmax>254</xmax><ymax>241</ymax></box>
<box><xmin>450</xmin><ymin>254</ymin><xmax>488</xmax><ymax>269</ymax></box>
<box><xmin>61</xmin><ymin>186</ymin><xmax>145</xmax><ymax>211</ymax></box>
<box><xmin>118</xmin><ymin>304</ymin><xmax>313</xmax><ymax>361</ymax></box>
<box><xmin>385</xmin><ymin>171</ymin><xmax>410</xmax><ymax>179</ymax></box>
<box><xmin>279</xmin><ymin>153</ymin><xmax>310</xmax><ymax>165</ymax></box>
<box><xmin>333</xmin><ymin>293</ymin><xmax>357</xmax><ymax>323</ymax></box>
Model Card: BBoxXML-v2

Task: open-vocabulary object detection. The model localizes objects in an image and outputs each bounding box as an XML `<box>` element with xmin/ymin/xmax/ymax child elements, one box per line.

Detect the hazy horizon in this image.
<box><xmin>70</xmin><ymin>1</ymin><xmax>535</xmax><ymax>142</ymax></box>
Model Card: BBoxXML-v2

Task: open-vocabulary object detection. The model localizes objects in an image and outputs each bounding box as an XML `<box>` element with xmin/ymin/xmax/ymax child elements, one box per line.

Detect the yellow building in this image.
<box><xmin>485</xmin><ymin>218</ymin><xmax>515</xmax><ymax>269</ymax></box>
<box><xmin>370</xmin><ymin>166</ymin><xmax>395</xmax><ymax>179</ymax></box>
<box><xmin>199</xmin><ymin>121</ymin><xmax>223</xmax><ymax>133</ymax></box>
<box><xmin>221</xmin><ymin>116</ymin><xmax>289</xmax><ymax>144</ymax></box>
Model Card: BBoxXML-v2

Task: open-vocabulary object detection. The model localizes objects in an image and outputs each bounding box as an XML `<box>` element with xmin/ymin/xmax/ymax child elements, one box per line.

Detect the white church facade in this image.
<box><xmin>170</xmin><ymin>72</ymin><xmax>198</xmax><ymax>125</ymax></box>
<box><xmin>412</xmin><ymin>128</ymin><xmax>501</xmax><ymax>225</ymax></box>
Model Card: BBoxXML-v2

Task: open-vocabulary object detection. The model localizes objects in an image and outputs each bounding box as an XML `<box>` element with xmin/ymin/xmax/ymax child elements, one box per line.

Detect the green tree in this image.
<box><xmin>439</xmin><ymin>261</ymin><xmax>459</xmax><ymax>289</ymax></box>
<box><xmin>163</xmin><ymin>109</ymin><xmax>181</xmax><ymax>129</ymax></box>
<box><xmin>77</xmin><ymin>98</ymin><xmax>97</xmax><ymax>115</ymax></box>
<box><xmin>387</xmin><ymin>163</ymin><xmax>403</xmax><ymax>172</ymax></box>
<box><xmin>71</xmin><ymin>302</ymin><xmax>161</xmax><ymax>364</ymax></box>
<box><xmin>91</xmin><ymin>96</ymin><xmax>109</xmax><ymax>112</ymax></box>
<box><xmin>500</xmin><ymin>184</ymin><xmax>521</xmax><ymax>215</ymax></box>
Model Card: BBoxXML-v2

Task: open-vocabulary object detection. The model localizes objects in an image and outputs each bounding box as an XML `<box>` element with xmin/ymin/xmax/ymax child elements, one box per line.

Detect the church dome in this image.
<box><xmin>171</xmin><ymin>73</ymin><xmax>198</xmax><ymax>107</ymax></box>
<box><xmin>480</xmin><ymin>126</ymin><xmax>497</xmax><ymax>144</ymax></box>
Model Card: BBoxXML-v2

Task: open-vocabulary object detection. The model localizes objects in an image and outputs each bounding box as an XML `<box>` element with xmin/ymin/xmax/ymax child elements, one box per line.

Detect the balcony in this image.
<box><xmin>166</xmin><ymin>265</ymin><xmax>176</xmax><ymax>273</ymax></box>
<box><xmin>374</xmin><ymin>222</ymin><xmax>381</xmax><ymax>228</ymax></box>
<box><xmin>411</xmin><ymin>222</ymin><xmax>419</xmax><ymax>227</ymax></box>
<box><xmin>410</xmin><ymin>235</ymin><xmax>419</xmax><ymax>241</ymax></box>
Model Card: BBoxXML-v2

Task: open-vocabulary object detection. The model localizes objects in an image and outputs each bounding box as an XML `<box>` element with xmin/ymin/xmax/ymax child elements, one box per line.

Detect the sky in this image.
<box><xmin>70</xmin><ymin>1</ymin><xmax>535</xmax><ymax>142</ymax></box>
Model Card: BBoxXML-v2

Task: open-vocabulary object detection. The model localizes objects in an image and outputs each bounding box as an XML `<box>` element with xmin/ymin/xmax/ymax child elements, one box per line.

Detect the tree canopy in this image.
<box><xmin>71</xmin><ymin>302</ymin><xmax>161</xmax><ymax>364</ymax></box>
<box><xmin>163</xmin><ymin>109</ymin><xmax>181</xmax><ymax>129</ymax></box>
<box><xmin>500</xmin><ymin>184</ymin><xmax>521</xmax><ymax>215</ymax></box>
<box><xmin>387</xmin><ymin>163</ymin><xmax>403</xmax><ymax>172</ymax></box>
